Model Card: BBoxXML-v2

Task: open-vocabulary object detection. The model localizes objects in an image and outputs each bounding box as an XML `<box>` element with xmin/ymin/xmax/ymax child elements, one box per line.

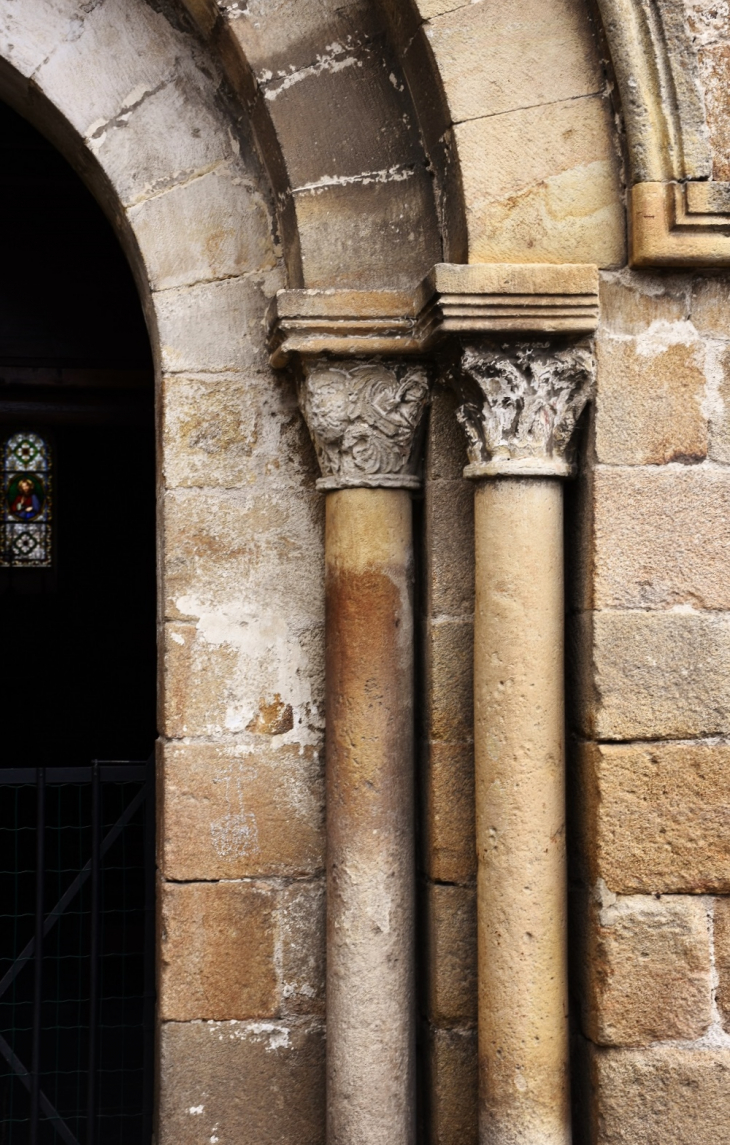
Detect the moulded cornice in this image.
<box><xmin>267</xmin><ymin>264</ymin><xmax>600</xmax><ymax>366</ymax></box>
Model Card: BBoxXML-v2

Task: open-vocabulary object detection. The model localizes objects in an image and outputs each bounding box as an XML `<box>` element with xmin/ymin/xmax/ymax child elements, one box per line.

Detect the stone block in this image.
<box><xmin>93</xmin><ymin>67</ymin><xmax>236</xmax><ymax>208</ymax></box>
<box><xmin>690</xmin><ymin>273</ymin><xmax>730</xmax><ymax>337</ymax></box>
<box><xmin>589</xmin><ymin>610</ymin><xmax>730</xmax><ymax>741</ymax></box>
<box><xmin>424</xmin><ymin>884</ymin><xmax>477</xmax><ymax>1026</ymax></box>
<box><xmin>158</xmin><ymin>1018</ymin><xmax>325</xmax><ymax>1145</ymax></box>
<box><xmin>129</xmin><ymin>165</ymin><xmax>275</xmax><ymax>290</ymax></box>
<box><xmin>160</xmin><ymin>621</ymin><xmax>239</xmax><ymax>739</ymax></box>
<box><xmin>34</xmin><ymin>0</ymin><xmax>180</xmax><ymax>138</ymax></box>
<box><xmin>155</xmin><ymin>275</ymin><xmax>279</xmax><ymax>375</ymax></box>
<box><xmin>456</xmin><ymin>95</ymin><xmax>625</xmax><ymax>267</ymax></box>
<box><xmin>577</xmin><ymin>741</ymin><xmax>730</xmax><ymax>893</ymax></box>
<box><xmin>263</xmin><ymin>39</ymin><xmax>421</xmax><ymax>189</ymax></box>
<box><xmin>595</xmin><ymin>329</ymin><xmax>708</xmax><ymax>465</ymax></box>
<box><xmin>588</xmin><ymin>1045</ymin><xmax>730</xmax><ymax>1144</ymax></box>
<box><xmin>581</xmin><ymin>892</ymin><xmax>711</xmax><ymax>1045</ymax></box>
<box><xmin>223</xmin><ymin>0</ymin><xmax>371</xmax><ymax>79</ymax></box>
<box><xmin>420</xmin><ymin>742</ymin><xmax>476</xmax><ymax>885</ymax></box>
<box><xmin>599</xmin><ymin>269</ymin><xmax>690</xmax><ymax>335</ymax></box>
<box><xmin>592</xmin><ymin>466</ymin><xmax>730</xmax><ymax>609</ymax></box>
<box><xmin>162</xmin><ymin>485</ymin><xmax>324</xmax><ymax>621</ymax></box>
<box><xmin>159</xmin><ymin>741</ymin><xmax>324</xmax><ymax>881</ymax></box>
<box><xmin>277</xmin><ymin>880</ymin><xmax>326</xmax><ymax>1017</ymax></box>
<box><xmin>713</xmin><ymin>897</ymin><xmax>730</xmax><ymax>1033</ymax></box>
<box><xmin>161</xmin><ymin>371</ymin><xmax>318</xmax><ymax>490</ymax></box>
<box><xmin>423</xmin><ymin>619</ymin><xmax>473</xmax><ymax>744</ymax></box>
<box><xmin>159</xmin><ymin>881</ymin><xmax>277</xmax><ymax>1021</ymax></box>
<box><xmin>423</xmin><ymin>1026</ymin><xmax>478</xmax><ymax>1145</ymax></box>
<box><xmin>425</xmin><ymin>386</ymin><xmax>469</xmax><ymax>482</ymax></box>
<box><xmin>425</xmin><ymin>0</ymin><xmax>601</xmax><ymax>123</ymax></box>
<box><xmin>0</xmin><ymin>0</ymin><xmax>80</xmax><ymax>80</ymax></box>
<box><xmin>294</xmin><ymin>172</ymin><xmax>441</xmax><ymax>290</ymax></box>
<box><xmin>424</xmin><ymin>478</ymin><xmax>475</xmax><ymax>619</ymax></box>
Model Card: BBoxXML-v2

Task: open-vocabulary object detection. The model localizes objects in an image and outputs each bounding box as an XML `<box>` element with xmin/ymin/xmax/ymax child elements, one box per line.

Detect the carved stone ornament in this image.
<box><xmin>449</xmin><ymin>341</ymin><xmax>596</xmax><ymax>478</ymax></box>
<box><xmin>299</xmin><ymin>359</ymin><xmax>430</xmax><ymax>490</ymax></box>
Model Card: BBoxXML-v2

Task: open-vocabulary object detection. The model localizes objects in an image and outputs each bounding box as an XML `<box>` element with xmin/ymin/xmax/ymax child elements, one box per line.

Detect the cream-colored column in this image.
<box><xmin>298</xmin><ymin>359</ymin><xmax>429</xmax><ymax>1145</ymax></box>
<box><xmin>450</xmin><ymin>342</ymin><xmax>596</xmax><ymax>1145</ymax></box>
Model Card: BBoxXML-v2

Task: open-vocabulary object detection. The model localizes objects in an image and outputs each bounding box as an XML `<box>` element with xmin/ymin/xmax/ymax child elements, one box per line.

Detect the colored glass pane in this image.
<box><xmin>1</xmin><ymin>433</ymin><xmax>52</xmax><ymax>567</ymax></box>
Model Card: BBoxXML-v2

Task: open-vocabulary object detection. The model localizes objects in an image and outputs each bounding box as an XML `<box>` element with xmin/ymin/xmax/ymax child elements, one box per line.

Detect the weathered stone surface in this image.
<box><xmin>92</xmin><ymin>69</ymin><xmax>236</xmax><ymax>209</ymax></box>
<box><xmin>592</xmin><ymin>466</ymin><xmax>730</xmax><ymax>609</ymax></box>
<box><xmin>155</xmin><ymin>275</ymin><xmax>281</xmax><ymax>375</ymax></box>
<box><xmin>294</xmin><ymin>173</ymin><xmax>442</xmax><ymax>290</ymax></box>
<box><xmin>423</xmin><ymin>1026</ymin><xmax>478</xmax><ymax>1145</ymax></box>
<box><xmin>424</xmin><ymin>884</ymin><xmax>477</xmax><ymax>1025</ymax></box>
<box><xmin>588</xmin><ymin>1045</ymin><xmax>730</xmax><ymax>1144</ymax></box>
<box><xmin>162</xmin><ymin>486</ymin><xmax>324</xmax><ymax>619</ymax></box>
<box><xmin>599</xmin><ymin>269</ymin><xmax>690</xmax><ymax>335</ymax></box>
<box><xmin>158</xmin><ymin>1018</ymin><xmax>325</xmax><ymax>1145</ymax></box>
<box><xmin>424</xmin><ymin>477</ymin><xmax>474</xmax><ymax>619</ymax></box>
<box><xmin>277</xmin><ymin>880</ymin><xmax>326</xmax><ymax>1018</ymax></box>
<box><xmin>425</xmin><ymin>0</ymin><xmax>602</xmax><ymax>123</ymax></box>
<box><xmin>456</xmin><ymin>95</ymin><xmax>625</xmax><ymax>267</ymax></box>
<box><xmin>594</xmin><ymin>329</ymin><xmax>708</xmax><ymax>465</ymax></box>
<box><xmin>581</xmin><ymin>892</ymin><xmax>711</xmax><ymax>1045</ymax></box>
<box><xmin>159</xmin><ymin>741</ymin><xmax>324</xmax><ymax>880</ymax></box>
<box><xmin>129</xmin><ymin>166</ymin><xmax>275</xmax><ymax>291</ymax></box>
<box><xmin>423</xmin><ymin>618</ymin><xmax>473</xmax><ymax>743</ymax></box>
<box><xmin>425</xmin><ymin>386</ymin><xmax>469</xmax><ymax>482</ymax></box>
<box><xmin>577</xmin><ymin>741</ymin><xmax>730</xmax><ymax>893</ymax></box>
<box><xmin>161</xmin><ymin>372</ymin><xmax>315</xmax><ymax>491</ymax></box>
<box><xmin>33</xmin><ymin>0</ymin><xmax>180</xmax><ymax>138</ymax></box>
<box><xmin>587</xmin><ymin>611</ymin><xmax>730</xmax><ymax>741</ymax></box>
<box><xmin>689</xmin><ymin>272</ymin><xmax>730</xmax><ymax>337</ymax></box>
<box><xmin>159</xmin><ymin>881</ymin><xmax>277</xmax><ymax>1021</ymax></box>
<box><xmin>714</xmin><ymin>896</ymin><xmax>730</xmax><ymax>1033</ymax></box>
<box><xmin>420</xmin><ymin>742</ymin><xmax>476</xmax><ymax>886</ymax></box>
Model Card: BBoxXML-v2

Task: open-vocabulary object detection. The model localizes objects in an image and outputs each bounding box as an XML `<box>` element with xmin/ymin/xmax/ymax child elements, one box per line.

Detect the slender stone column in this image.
<box><xmin>298</xmin><ymin>358</ymin><xmax>429</xmax><ymax>1145</ymax></box>
<box><xmin>449</xmin><ymin>342</ymin><xmax>596</xmax><ymax>1145</ymax></box>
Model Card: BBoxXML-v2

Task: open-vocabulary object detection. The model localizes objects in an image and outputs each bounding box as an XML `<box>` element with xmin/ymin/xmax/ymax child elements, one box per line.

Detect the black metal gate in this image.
<box><xmin>0</xmin><ymin>758</ymin><xmax>155</xmax><ymax>1144</ymax></box>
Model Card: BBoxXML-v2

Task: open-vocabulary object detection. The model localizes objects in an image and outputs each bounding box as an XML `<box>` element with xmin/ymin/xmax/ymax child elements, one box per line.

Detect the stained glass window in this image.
<box><xmin>0</xmin><ymin>433</ymin><xmax>52</xmax><ymax>567</ymax></box>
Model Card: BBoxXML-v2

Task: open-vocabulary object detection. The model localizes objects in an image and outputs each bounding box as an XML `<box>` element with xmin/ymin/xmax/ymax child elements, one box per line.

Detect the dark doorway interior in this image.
<box><xmin>0</xmin><ymin>102</ymin><xmax>156</xmax><ymax>1144</ymax></box>
<box><xmin>0</xmin><ymin>100</ymin><xmax>156</xmax><ymax>769</ymax></box>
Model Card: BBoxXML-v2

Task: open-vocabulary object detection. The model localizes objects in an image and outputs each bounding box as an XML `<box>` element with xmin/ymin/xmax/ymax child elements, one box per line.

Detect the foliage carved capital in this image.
<box><xmin>299</xmin><ymin>359</ymin><xmax>430</xmax><ymax>491</ymax></box>
<box><xmin>448</xmin><ymin>341</ymin><xmax>595</xmax><ymax>479</ymax></box>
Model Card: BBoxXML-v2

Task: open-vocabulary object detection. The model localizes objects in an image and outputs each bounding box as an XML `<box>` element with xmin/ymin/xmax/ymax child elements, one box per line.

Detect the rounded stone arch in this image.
<box><xmin>0</xmin><ymin>0</ymin><xmax>283</xmax><ymax>379</ymax></box>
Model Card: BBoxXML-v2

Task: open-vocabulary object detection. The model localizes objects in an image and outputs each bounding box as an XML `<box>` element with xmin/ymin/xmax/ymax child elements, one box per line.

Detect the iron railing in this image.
<box><xmin>0</xmin><ymin>757</ymin><xmax>155</xmax><ymax>1144</ymax></box>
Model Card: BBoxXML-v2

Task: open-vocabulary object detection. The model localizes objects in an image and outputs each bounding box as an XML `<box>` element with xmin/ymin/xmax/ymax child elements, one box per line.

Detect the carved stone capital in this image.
<box><xmin>299</xmin><ymin>359</ymin><xmax>430</xmax><ymax>491</ymax></box>
<box><xmin>447</xmin><ymin>341</ymin><xmax>595</xmax><ymax>479</ymax></box>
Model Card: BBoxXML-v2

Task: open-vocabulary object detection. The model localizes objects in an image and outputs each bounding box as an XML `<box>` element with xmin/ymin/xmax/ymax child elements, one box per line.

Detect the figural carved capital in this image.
<box><xmin>299</xmin><ymin>359</ymin><xmax>430</xmax><ymax>491</ymax></box>
<box><xmin>448</xmin><ymin>341</ymin><xmax>596</xmax><ymax>478</ymax></box>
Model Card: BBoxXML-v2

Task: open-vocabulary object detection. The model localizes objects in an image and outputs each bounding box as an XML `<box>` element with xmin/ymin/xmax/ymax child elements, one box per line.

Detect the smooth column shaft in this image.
<box><xmin>325</xmin><ymin>488</ymin><xmax>415</xmax><ymax>1145</ymax></box>
<box><xmin>474</xmin><ymin>479</ymin><xmax>570</xmax><ymax>1145</ymax></box>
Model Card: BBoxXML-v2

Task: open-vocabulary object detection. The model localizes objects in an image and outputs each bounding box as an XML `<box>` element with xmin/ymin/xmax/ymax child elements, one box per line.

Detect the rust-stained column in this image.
<box><xmin>449</xmin><ymin>341</ymin><xmax>596</xmax><ymax>1145</ymax></box>
<box><xmin>299</xmin><ymin>358</ymin><xmax>429</xmax><ymax>1145</ymax></box>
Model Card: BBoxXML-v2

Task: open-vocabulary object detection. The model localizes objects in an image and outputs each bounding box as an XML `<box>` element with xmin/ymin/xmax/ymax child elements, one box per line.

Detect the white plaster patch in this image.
<box><xmin>262</xmin><ymin>43</ymin><xmax>360</xmax><ymax>100</ymax></box>
<box><xmin>206</xmin><ymin>1020</ymin><xmax>291</xmax><ymax>1052</ymax></box>
<box><xmin>701</xmin><ymin>338</ymin><xmax>726</xmax><ymax>427</ymax></box>
<box><xmin>173</xmin><ymin>598</ymin><xmax>319</xmax><ymax>742</ymax></box>
<box><xmin>293</xmin><ymin>165</ymin><xmax>415</xmax><ymax>194</ymax></box>
<box><xmin>189</xmin><ymin>1105</ymin><xmax>204</xmax><ymax>1115</ymax></box>
<box><xmin>634</xmin><ymin>319</ymin><xmax>700</xmax><ymax>357</ymax></box>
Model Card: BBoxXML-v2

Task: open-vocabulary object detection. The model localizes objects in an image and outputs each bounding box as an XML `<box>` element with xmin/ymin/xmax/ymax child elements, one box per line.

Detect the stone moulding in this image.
<box><xmin>267</xmin><ymin>264</ymin><xmax>600</xmax><ymax>365</ymax></box>
<box><xmin>299</xmin><ymin>360</ymin><xmax>430</xmax><ymax>491</ymax></box>
<box><xmin>630</xmin><ymin>182</ymin><xmax>730</xmax><ymax>267</ymax></box>
<box><xmin>447</xmin><ymin>342</ymin><xmax>597</xmax><ymax>479</ymax></box>
<box><xmin>267</xmin><ymin>264</ymin><xmax>600</xmax><ymax>488</ymax></box>
<box><xmin>593</xmin><ymin>0</ymin><xmax>730</xmax><ymax>267</ymax></box>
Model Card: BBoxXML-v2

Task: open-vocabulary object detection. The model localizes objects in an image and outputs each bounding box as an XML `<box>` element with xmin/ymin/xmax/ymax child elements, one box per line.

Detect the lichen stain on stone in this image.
<box><xmin>247</xmin><ymin>692</ymin><xmax>294</xmax><ymax>734</ymax></box>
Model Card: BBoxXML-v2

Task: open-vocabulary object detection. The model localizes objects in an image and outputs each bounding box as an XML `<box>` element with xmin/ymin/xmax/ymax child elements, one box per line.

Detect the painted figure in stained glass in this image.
<box><xmin>0</xmin><ymin>433</ymin><xmax>52</xmax><ymax>568</ymax></box>
<box><xmin>8</xmin><ymin>474</ymin><xmax>45</xmax><ymax>521</ymax></box>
